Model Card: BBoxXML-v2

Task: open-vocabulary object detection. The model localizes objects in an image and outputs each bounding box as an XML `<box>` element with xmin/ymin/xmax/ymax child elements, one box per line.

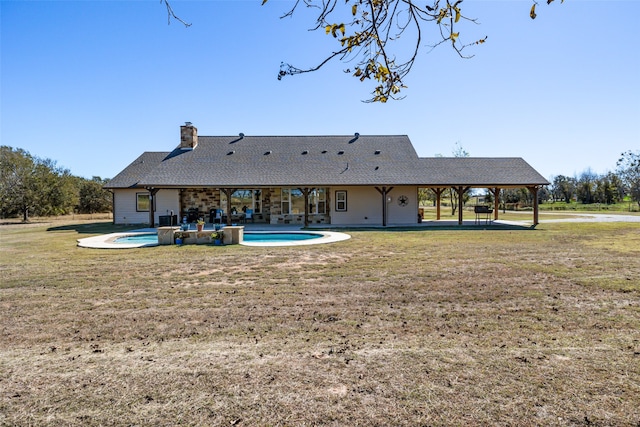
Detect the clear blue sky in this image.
<box><xmin>2</xmin><ymin>0</ymin><xmax>639</xmax><ymax>181</ymax></box>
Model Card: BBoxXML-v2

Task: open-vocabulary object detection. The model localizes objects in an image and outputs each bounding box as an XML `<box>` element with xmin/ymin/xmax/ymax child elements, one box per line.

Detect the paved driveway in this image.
<box><xmin>539</xmin><ymin>213</ymin><xmax>640</xmax><ymax>223</ymax></box>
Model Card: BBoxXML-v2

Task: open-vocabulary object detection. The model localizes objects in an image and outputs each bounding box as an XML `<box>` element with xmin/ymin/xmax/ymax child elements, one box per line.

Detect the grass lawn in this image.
<box><xmin>1</xmin><ymin>217</ymin><xmax>639</xmax><ymax>426</ymax></box>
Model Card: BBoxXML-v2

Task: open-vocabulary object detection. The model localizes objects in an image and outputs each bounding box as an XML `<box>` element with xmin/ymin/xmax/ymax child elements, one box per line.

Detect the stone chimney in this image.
<box><xmin>180</xmin><ymin>122</ymin><xmax>198</xmax><ymax>150</ymax></box>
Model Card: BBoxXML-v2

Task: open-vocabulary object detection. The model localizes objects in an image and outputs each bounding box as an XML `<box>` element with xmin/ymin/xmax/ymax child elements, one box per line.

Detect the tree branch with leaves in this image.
<box><xmin>163</xmin><ymin>0</ymin><xmax>562</xmax><ymax>102</ymax></box>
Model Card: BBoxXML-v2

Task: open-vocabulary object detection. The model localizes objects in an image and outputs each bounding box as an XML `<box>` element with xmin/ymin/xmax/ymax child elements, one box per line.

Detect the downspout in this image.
<box><xmin>110</xmin><ymin>190</ymin><xmax>115</xmax><ymax>224</ymax></box>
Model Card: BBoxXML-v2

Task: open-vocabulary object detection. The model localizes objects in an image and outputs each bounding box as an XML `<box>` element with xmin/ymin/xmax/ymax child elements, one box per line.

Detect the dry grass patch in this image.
<box><xmin>1</xmin><ymin>220</ymin><xmax>639</xmax><ymax>426</ymax></box>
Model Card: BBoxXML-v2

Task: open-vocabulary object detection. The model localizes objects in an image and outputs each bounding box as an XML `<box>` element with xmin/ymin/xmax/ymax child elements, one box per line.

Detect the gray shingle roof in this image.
<box><xmin>104</xmin><ymin>135</ymin><xmax>549</xmax><ymax>189</ymax></box>
<box><xmin>416</xmin><ymin>157</ymin><xmax>550</xmax><ymax>187</ymax></box>
<box><xmin>104</xmin><ymin>152</ymin><xmax>170</xmax><ymax>188</ymax></box>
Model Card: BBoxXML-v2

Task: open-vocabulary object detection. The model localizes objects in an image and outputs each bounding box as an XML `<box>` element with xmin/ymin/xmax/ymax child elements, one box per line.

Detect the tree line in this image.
<box><xmin>0</xmin><ymin>146</ymin><xmax>112</xmax><ymax>222</ymax></box>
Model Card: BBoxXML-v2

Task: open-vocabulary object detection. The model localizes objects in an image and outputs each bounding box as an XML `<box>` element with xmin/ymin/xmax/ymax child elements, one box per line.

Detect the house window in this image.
<box><xmin>308</xmin><ymin>188</ymin><xmax>326</xmax><ymax>214</ymax></box>
<box><xmin>222</xmin><ymin>189</ymin><xmax>262</xmax><ymax>214</ymax></box>
<box><xmin>281</xmin><ymin>188</ymin><xmax>327</xmax><ymax>215</ymax></box>
<box><xmin>136</xmin><ymin>192</ymin><xmax>150</xmax><ymax>212</ymax></box>
<box><xmin>281</xmin><ymin>188</ymin><xmax>304</xmax><ymax>214</ymax></box>
<box><xmin>335</xmin><ymin>190</ymin><xmax>347</xmax><ymax>212</ymax></box>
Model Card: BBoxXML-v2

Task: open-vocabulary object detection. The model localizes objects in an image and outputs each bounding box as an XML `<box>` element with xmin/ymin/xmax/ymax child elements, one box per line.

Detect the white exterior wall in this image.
<box><xmin>112</xmin><ymin>189</ymin><xmax>180</xmax><ymax>225</ymax></box>
<box><xmin>385</xmin><ymin>186</ymin><xmax>419</xmax><ymax>225</ymax></box>
<box><xmin>112</xmin><ymin>189</ymin><xmax>149</xmax><ymax>225</ymax></box>
<box><xmin>154</xmin><ymin>189</ymin><xmax>180</xmax><ymax>224</ymax></box>
<box><xmin>330</xmin><ymin>186</ymin><xmax>419</xmax><ymax>226</ymax></box>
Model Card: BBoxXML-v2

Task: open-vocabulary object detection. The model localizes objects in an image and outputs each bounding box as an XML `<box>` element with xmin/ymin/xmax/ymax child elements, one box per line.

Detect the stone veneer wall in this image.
<box><xmin>180</xmin><ymin>189</ymin><xmax>222</xmax><ymax>216</ymax></box>
<box><xmin>179</xmin><ymin>188</ymin><xmax>278</xmax><ymax>223</ymax></box>
<box><xmin>176</xmin><ymin>188</ymin><xmax>330</xmax><ymax>224</ymax></box>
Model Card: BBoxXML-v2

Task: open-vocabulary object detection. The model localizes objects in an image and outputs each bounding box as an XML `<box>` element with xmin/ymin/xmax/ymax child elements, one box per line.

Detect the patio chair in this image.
<box><xmin>209</xmin><ymin>209</ymin><xmax>222</xmax><ymax>224</ymax></box>
<box><xmin>187</xmin><ymin>208</ymin><xmax>199</xmax><ymax>223</ymax></box>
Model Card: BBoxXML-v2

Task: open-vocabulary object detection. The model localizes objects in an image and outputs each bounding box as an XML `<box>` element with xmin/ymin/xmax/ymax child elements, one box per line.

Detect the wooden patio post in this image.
<box><xmin>528</xmin><ymin>186</ymin><xmax>540</xmax><ymax>226</ymax></box>
<box><xmin>221</xmin><ymin>188</ymin><xmax>238</xmax><ymax>226</ymax></box>
<box><xmin>298</xmin><ymin>187</ymin><xmax>315</xmax><ymax>228</ymax></box>
<box><xmin>455</xmin><ymin>186</ymin><xmax>470</xmax><ymax>225</ymax></box>
<box><xmin>489</xmin><ymin>187</ymin><xmax>500</xmax><ymax>221</ymax></box>
<box><xmin>432</xmin><ymin>188</ymin><xmax>445</xmax><ymax>220</ymax></box>
<box><xmin>375</xmin><ymin>186</ymin><xmax>394</xmax><ymax>227</ymax></box>
<box><xmin>146</xmin><ymin>188</ymin><xmax>159</xmax><ymax>227</ymax></box>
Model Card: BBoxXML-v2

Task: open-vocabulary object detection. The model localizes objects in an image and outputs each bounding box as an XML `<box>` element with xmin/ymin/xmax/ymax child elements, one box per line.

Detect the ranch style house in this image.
<box><xmin>104</xmin><ymin>123</ymin><xmax>549</xmax><ymax>227</ymax></box>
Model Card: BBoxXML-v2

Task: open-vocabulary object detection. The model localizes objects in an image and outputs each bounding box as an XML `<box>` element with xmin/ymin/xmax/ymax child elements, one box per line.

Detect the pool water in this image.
<box><xmin>113</xmin><ymin>233</ymin><xmax>158</xmax><ymax>244</ymax></box>
<box><xmin>113</xmin><ymin>232</ymin><xmax>323</xmax><ymax>245</ymax></box>
<box><xmin>244</xmin><ymin>232</ymin><xmax>323</xmax><ymax>242</ymax></box>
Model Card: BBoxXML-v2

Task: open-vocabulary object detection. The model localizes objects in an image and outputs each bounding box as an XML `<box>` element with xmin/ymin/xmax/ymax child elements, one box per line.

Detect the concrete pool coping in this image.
<box><xmin>239</xmin><ymin>230</ymin><xmax>351</xmax><ymax>247</ymax></box>
<box><xmin>77</xmin><ymin>227</ymin><xmax>351</xmax><ymax>249</ymax></box>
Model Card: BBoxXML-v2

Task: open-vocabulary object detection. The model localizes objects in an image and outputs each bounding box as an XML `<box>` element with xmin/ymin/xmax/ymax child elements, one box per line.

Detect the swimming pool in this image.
<box><xmin>78</xmin><ymin>229</ymin><xmax>350</xmax><ymax>249</ymax></box>
<box><xmin>112</xmin><ymin>231</ymin><xmax>324</xmax><ymax>245</ymax></box>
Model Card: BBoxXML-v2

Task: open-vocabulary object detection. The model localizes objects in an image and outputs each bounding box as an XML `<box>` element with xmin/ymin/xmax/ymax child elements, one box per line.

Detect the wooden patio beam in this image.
<box><xmin>375</xmin><ymin>186</ymin><xmax>394</xmax><ymax>226</ymax></box>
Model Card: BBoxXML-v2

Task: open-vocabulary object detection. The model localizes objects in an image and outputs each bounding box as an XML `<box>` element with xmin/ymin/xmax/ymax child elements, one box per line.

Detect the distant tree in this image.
<box><xmin>78</xmin><ymin>177</ymin><xmax>112</xmax><ymax>214</ymax></box>
<box><xmin>434</xmin><ymin>142</ymin><xmax>470</xmax><ymax>215</ymax></box>
<box><xmin>501</xmin><ymin>188</ymin><xmax>532</xmax><ymax>207</ymax></box>
<box><xmin>418</xmin><ymin>188</ymin><xmax>434</xmax><ymax>207</ymax></box>
<box><xmin>0</xmin><ymin>146</ymin><xmax>82</xmax><ymax>220</ymax></box>
<box><xmin>576</xmin><ymin>169</ymin><xmax>597</xmax><ymax>204</ymax></box>
<box><xmin>0</xmin><ymin>146</ymin><xmax>40</xmax><ymax>221</ymax></box>
<box><xmin>164</xmin><ymin>0</ymin><xmax>564</xmax><ymax>102</ymax></box>
<box><xmin>593</xmin><ymin>172</ymin><xmax>623</xmax><ymax>205</ymax></box>
<box><xmin>537</xmin><ymin>186</ymin><xmax>550</xmax><ymax>204</ymax></box>
<box><xmin>550</xmin><ymin>175</ymin><xmax>576</xmax><ymax>203</ymax></box>
<box><xmin>617</xmin><ymin>150</ymin><xmax>640</xmax><ymax>209</ymax></box>
<box><xmin>35</xmin><ymin>160</ymin><xmax>78</xmax><ymax>216</ymax></box>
